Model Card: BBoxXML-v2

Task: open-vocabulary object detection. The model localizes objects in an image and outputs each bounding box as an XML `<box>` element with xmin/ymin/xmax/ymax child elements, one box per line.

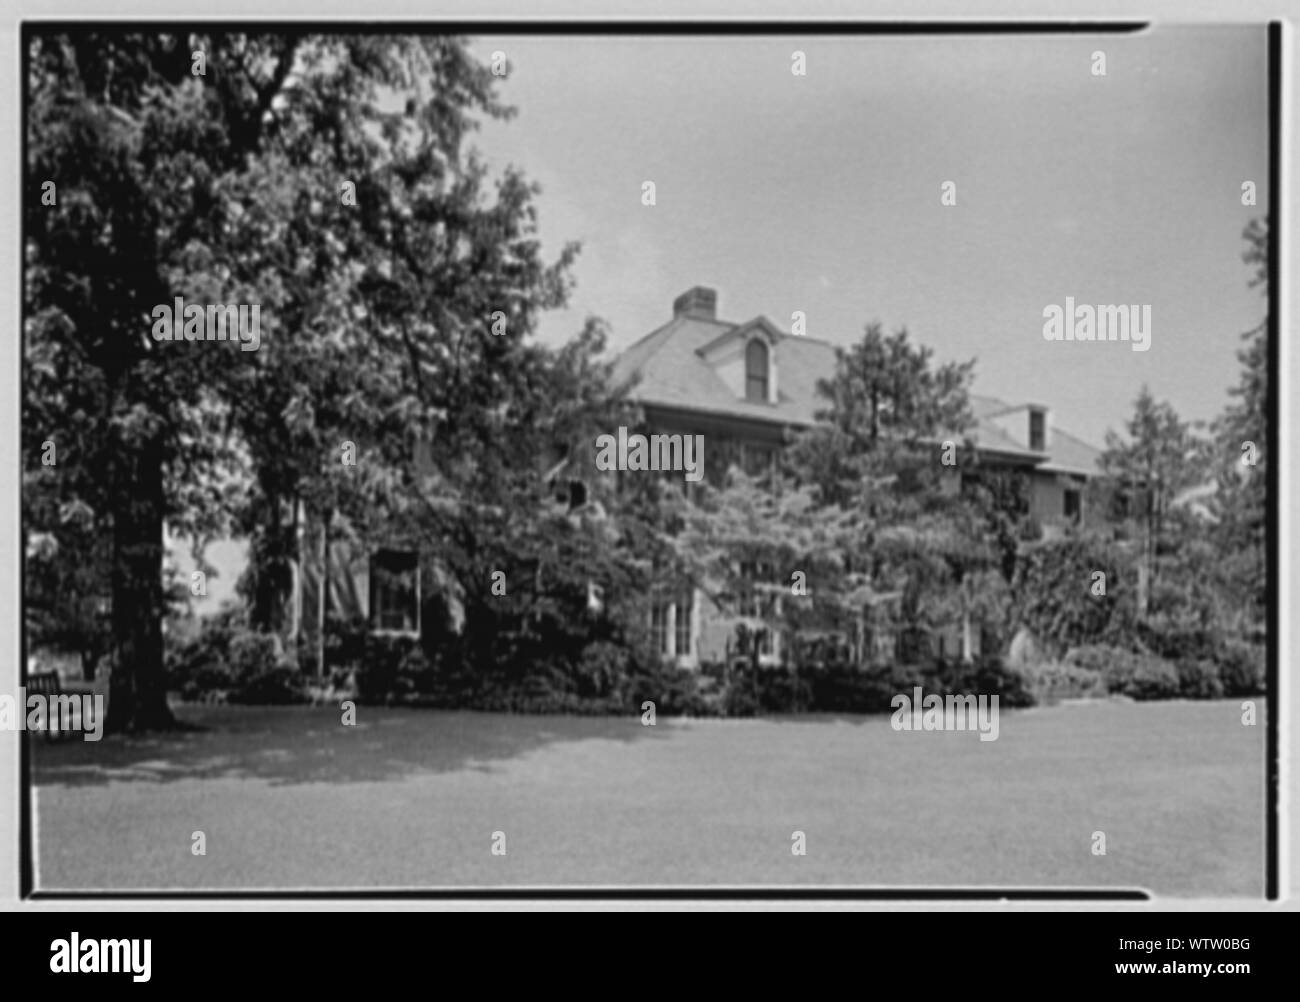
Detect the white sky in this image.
<box><xmin>465</xmin><ymin>26</ymin><xmax>1269</xmax><ymax>447</ymax></box>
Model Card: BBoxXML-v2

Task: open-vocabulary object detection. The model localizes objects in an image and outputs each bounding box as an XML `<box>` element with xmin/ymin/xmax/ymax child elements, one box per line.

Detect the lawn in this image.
<box><xmin>31</xmin><ymin>699</ymin><xmax>1265</xmax><ymax>897</ymax></box>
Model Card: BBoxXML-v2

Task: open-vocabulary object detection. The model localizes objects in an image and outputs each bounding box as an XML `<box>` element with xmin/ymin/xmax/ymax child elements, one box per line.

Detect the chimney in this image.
<box><xmin>673</xmin><ymin>286</ymin><xmax>717</xmax><ymax>321</ymax></box>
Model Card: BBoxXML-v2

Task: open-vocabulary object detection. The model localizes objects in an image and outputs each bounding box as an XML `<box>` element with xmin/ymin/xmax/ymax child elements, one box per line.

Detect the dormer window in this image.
<box><xmin>745</xmin><ymin>339</ymin><xmax>770</xmax><ymax>403</ymax></box>
<box><xmin>1028</xmin><ymin>409</ymin><xmax>1046</xmax><ymax>451</ymax></box>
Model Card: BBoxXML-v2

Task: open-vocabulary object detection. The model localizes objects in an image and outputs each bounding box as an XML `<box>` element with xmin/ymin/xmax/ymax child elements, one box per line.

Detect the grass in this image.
<box><xmin>32</xmin><ymin>698</ymin><xmax>1265</xmax><ymax>897</ymax></box>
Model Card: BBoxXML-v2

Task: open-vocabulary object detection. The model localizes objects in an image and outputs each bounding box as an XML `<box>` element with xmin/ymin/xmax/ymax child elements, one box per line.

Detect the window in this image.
<box><xmin>652</xmin><ymin>594</ymin><xmax>692</xmax><ymax>659</ymax></box>
<box><xmin>1064</xmin><ymin>488</ymin><xmax>1081</xmax><ymax>521</ymax></box>
<box><xmin>675</xmin><ymin>591</ymin><xmax>693</xmax><ymax>658</ymax></box>
<box><xmin>745</xmin><ymin>339</ymin><xmax>769</xmax><ymax>403</ymax></box>
<box><xmin>1029</xmin><ymin>409</ymin><xmax>1046</xmax><ymax>451</ymax></box>
<box><xmin>651</xmin><ymin>603</ymin><xmax>670</xmax><ymax>656</ymax></box>
<box><xmin>370</xmin><ymin>550</ymin><xmax>420</xmax><ymax>634</ymax></box>
<box><xmin>741</xmin><ymin>443</ymin><xmax>775</xmax><ymax>479</ymax></box>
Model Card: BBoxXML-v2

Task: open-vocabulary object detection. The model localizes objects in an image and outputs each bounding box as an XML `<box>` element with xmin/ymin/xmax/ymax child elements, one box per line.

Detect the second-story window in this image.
<box><xmin>745</xmin><ymin>339</ymin><xmax>769</xmax><ymax>403</ymax></box>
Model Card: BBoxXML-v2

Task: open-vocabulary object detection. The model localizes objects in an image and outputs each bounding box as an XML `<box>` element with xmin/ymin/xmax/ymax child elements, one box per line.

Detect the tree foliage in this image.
<box><xmin>25</xmin><ymin>32</ymin><xmax>586</xmax><ymax>729</ymax></box>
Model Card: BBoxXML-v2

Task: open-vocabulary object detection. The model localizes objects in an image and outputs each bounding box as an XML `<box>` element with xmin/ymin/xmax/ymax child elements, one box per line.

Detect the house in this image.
<box><xmin>165</xmin><ymin>284</ymin><xmax>1104</xmax><ymax>678</ymax></box>
<box><xmin>165</xmin><ymin>441</ymin><xmax>588</xmax><ymax>678</ymax></box>
<box><xmin>609</xmin><ymin>285</ymin><xmax>1104</xmax><ymax>669</ymax></box>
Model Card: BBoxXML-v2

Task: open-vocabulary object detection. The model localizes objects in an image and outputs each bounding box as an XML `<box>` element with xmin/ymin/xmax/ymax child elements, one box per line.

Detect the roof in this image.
<box><xmin>968</xmin><ymin>394</ymin><xmax>1102</xmax><ymax>476</ymax></box>
<box><xmin>613</xmin><ymin>314</ymin><xmax>1103</xmax><ymax>477</ymax></box>
<box><xmin>609</xmin><ymin>313</ymin><xmax>840</xmax><ymax>426</ymax></box>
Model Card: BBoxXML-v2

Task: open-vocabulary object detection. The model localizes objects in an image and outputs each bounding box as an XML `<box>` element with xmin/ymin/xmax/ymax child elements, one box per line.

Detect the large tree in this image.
<box><xmin>688</xmin><ymin>321</ymin><xmax>1001</xmax><ymax>665</ymax></box>
<box><xmin>1210</xmin><ymin>218</ymin><xmax>1269</xmax><ymax>632</ymax></box>
<box><xmin>24</xmin><ymin>33</ymin><xmax>577</xmax><ymax>730</ymax></box>
<box><xmin>1097</xmin><ymin>386</ymin><xmax>1209</xmax><ymax>618</ymax></box>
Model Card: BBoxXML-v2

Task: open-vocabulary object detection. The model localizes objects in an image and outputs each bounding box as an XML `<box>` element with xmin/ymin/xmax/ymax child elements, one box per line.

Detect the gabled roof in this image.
<box><xmin>968</xmin><ymin>395</ymin><xmax>1102</xmax><ymax>476</ymax></box>
<box><xmin>696</xmin><ymin>315</ymin><xmax>785</xmax><ymax>356</ymax></box>
<box><xmin>610</xmin><ymin>313</ymin><xmax>840</xmax><ymax>426</ymax></box>
<box><xmin>612</xmin><ymin>314</ymin><xmax>1103</xmax><ymax>477</ymax></box>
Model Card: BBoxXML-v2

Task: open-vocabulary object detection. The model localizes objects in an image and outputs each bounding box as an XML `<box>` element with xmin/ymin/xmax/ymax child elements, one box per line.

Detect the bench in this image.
<box><xmin>24</xmin><ymin>671</ymin><xmax>91</xmax><ymax>739</ymax></box>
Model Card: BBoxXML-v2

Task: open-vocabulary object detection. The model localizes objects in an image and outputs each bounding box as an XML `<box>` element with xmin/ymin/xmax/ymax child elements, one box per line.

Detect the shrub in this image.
<box><xmin>322</xmin><ymin>617</ymin><xmax>369</xmax><ymax>674</ymax></box>
<box><xmin>228</xmin><ymin>667</ymin><xmax>309</xmax><ymax>705</ymax></box>
<box><xmin>1012</xmin><ymin>533</ymin><xmax>1136</xmax><ymax>657</ymax></box>
<box><xmin>1216</xmin><ymin>638</ymin><xmax>1265</xmax><ymax>697</ymax></box>
<box><xmin>1064</xmin><ymin>644</ymin><xmax>1180</xmax><ymax>700</ymax></box>
<box><xmin>1123</xmin><ymin>657</ymin><xmax>1181</xmax><ymax>701</ymax></box>
<box><xmin>1176</xmin><ymin>658</ymin><xmax>1225</xmax><ymax>700</ymax></box>
<box><xmin>804</xmin><ymin>659</ymin><xmax>896</xmax><ymax>714</ymax></box>
<box><xmin>573</xmin><ymin>641</ymin><xmax>631</xmax><ymax>701</ymax></box>
<box><xmin>1024</xmin><ymin>661</ymin><xmax>1107</xmax><ymax>704</ymax></box>
<box><xmin>1136</xmin><ymin>620</ymin><xmax>1219</xmax><ymax>664</ymax></box>
<box><xmin>166</xmin><ymin>605</ymin><xmax>244</xmax><ymax>694</ymax></box>
<box><xmin>179</xmin><ymin>664</ymin><xmax>238</xmax><ymax>702</ymax></box>
<box><xmin>227</xmin><ymin>630</ymin><xmax>288</xmax><ymax>678</ymax></box>
<box><xmin>354</xmin><ymin>634</ymin><xmax>427</xmax><ymax>703</ymax></box>
<box><xmin>168</xmin><ymin>611</ymin><xmax>310</xmax><ymax>703</ymax></box>
<box><xmin>949</xmin><ymin>655</ymin><xmax>1035</xmax><ymax>709</ymax></box>
<box><xmin>630</xmin><ymin>662</ymin><xmax>716</xmax><ymax>717</ymax></box>
<box><xmin>1064</xmin><ymin>643</ymin><xmax>1128</xmax><ymax>676</ymax></box>
<box><xmin>754</xmin><ymin>666</ymin><xmax>813</xmax><ymax>714</ymax></box>
<box><xmin>721</xmin><ymin>678</ymin><xmax>761</xmax><ymax>717</ymax></box>
<box><xmin>1104</xmin><ymin>650</ymin><xmax>1180</xmax><ymax>700</ymax></box>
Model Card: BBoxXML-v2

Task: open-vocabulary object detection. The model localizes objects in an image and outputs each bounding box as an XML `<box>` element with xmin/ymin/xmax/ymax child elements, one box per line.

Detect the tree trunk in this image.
<box><xmin>290</xmin><ymin>497</ymin><xmax>303</xmax><ymax>661</ymax></box>
<box><xmin>105</xmin><ymin>435</ymin><xmax>176</xmax><ymax>733</ymax></box>
<box><xmin>960</xmin><ymin>576</ymin><xmax>974</xmax><ymax>664</ymax></box>
<box><xmin>248</xmin><ymin>493</ymin><xmax>296</xmax><ymax>635</ymax></box>
<box><xmin>81</xmin><ymin>641</ymin><xmax>102</xmax><ymax>682</ymax></box>
<box><xmin>317</xmin><ymin>511</ymin><xmax>329</xmax><ymax>680</ymax></box>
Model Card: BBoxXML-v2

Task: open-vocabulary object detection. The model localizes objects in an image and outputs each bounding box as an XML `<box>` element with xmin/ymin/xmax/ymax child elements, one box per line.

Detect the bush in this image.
<box><xmin>573</xmin><ymin>641</ymin><xmax>632</xmax><ymax>701</ymax></box>
<box><xmin>179</xmin><ymin>664</ymin><xmax>238</xmax><ymax>702</ymax></box>
<box><xmin>754</xmin><ymin>666</ymin><xmax>813</xmax><ymax>714</ymax></box>
<box><xmin>949</xmin><ymin>655</ymin><xmax>1035</xmax><ymax>709</ymax></box>
<box><xmin>1012</xmin><ymin>533</ymin><xmax>1136</xmax><ymax>656</ymax></box>
<box><xmin>168</xmin><ymin>611</ymin><xmax>309</xmax><ymax>703</ymax></box>
<box><xmin>228</xmin><ymin>667</ymin><xmax>309</xmax><ymax>705</ymax></box>
<box><xmin>166</xmin><ymin>606</ymin><xmax>243</xmax><ymax>694</ymax></box>
<box><xmin>1216</xmin><ymin>638</ymin><xmax>1265</xmax><ymax>697</ymax></box>
<box><xmin>635</xmin><ymin>663</ymin><xmax>716</xmax><ymax>717</ymax></box>
<box><xmin>354</xmin><ymin>634</ymin><xmax>428</xmax><ymax>704</ymax></box>
<box><xmin>227</xmin><ymin>630</ymin><xmax>288</xmax><ymax>678</ymax></box>
<box><xmin>1137</xmin><ymin>622</ymin><xmax>1218</xmax><ymax>664</ymax></box>
<box><xmin>803</xmin><ymin>659</ymin><xmax>896</xmax><ymax>714</ymax></box>
<box><xmin>1064</xmin><ymin>644</ymin><xmax>1180</xmax><ymax>700</ymax></box>
<box><xmin>721</xmin><ymin>679</ymin><xmax>761</xmax><ymax>717</ymax></box>
<box><xmin>322</xmin><ymin>617</ymin><xmax>369</xmax><ymax>674</ymax></box>
<box><xmin>1064</xmin><ymin>643</ymin><xmax>1128</xmax><ymax>675</ymax></box>
<box><xmin>1123</xmin><ymin>657</ymin><xmax>1181</xmax><ymax>701</ymax></box>
<box><xmin>1176</xmin><ymin>658</ymin><xmax>1225</xmax><ymax>700</ymax></box>
<box><xmin>1024</xmin><ymin>661</ymin><xmax>1107</xmax><ymax>704</ymax></box>
<box><xmin>1105</xmin><ymin>650</ymin><xmax>1180</xmax><ymax>701</ymax></box>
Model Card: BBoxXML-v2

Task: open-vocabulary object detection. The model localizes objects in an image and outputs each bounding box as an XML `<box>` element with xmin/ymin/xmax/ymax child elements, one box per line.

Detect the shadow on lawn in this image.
<box><xmin>31</xmin><ymin>704</ymin><xmax>673</xmax><ymax>789</ymax></box>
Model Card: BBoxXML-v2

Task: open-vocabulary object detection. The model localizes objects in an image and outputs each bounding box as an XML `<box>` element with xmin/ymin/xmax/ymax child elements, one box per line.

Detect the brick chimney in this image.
<box><xmin>673</xmin><ymin>286</ymin><xmax>717</xmax><ymax>321</ymax></box>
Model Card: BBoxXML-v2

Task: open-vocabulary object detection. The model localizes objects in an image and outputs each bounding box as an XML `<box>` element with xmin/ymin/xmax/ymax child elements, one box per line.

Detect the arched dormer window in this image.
<box><xmin>745</xmin><ymin>339</ymin><xmax>770</xmax><ymax>403</ymax></box>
